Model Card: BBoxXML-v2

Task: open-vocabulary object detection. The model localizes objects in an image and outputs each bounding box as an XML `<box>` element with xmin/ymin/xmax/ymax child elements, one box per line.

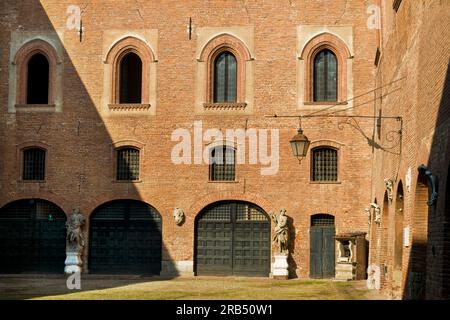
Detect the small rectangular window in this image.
<box><xmin>23</xmin><ymin>148</ymin><xmax>46</xmax><ymax>180</ymax></box>
<box><xmin>116</xmin><ymin>148</ymin><xmax>140</xmax><ymax>181</ymax></box>
<box><xmin>312</xmin><ymin>148</ymin><xmax>338</xmax><ymax>182</ymax></box>
<box><xmin>209</xmin><ymin>146</ymin><xmax>235</xmax><ymax>181</ymax></box>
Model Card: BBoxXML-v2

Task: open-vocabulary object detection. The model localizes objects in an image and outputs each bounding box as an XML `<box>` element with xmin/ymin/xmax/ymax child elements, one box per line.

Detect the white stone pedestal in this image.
<box><xmin>335</xmin><ymin>263</ymin><xmax>354</xmax><ymax>281</ymax></box>
<box><xmin>272</xmin><ymin>254</ymin><xmax>289</xmax><ymax>280</ymax></box>
<box><xmin>65</xmin><ymin>251</ymin><xmax>82</xmax><ymax>274</ymax></box>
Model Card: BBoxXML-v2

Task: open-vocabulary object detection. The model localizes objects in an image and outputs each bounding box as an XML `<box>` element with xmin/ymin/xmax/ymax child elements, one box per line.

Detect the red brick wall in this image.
<box><xmin>1</xmin><ymin>1</ymin><xmax>378</xmax><ymax>278</ymax></box>
<box><xmin>370</xmin><ymin>0</ymin><xmax>450</xmax><ymax>299</ymax></box>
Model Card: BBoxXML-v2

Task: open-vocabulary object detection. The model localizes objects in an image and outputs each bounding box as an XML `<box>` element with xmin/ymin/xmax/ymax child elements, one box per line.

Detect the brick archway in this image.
<box><xmin>393</xmin><ymin>181</ymin><xmax>405</xmax><ymax>287</ymax></box>
<box><xmin>407</xmin><ymin>173</ymin><xmax>429</xmax><ymax>299</ymax></box>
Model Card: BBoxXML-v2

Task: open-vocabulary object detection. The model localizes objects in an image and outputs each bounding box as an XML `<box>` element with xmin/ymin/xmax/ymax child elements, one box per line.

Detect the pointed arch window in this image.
<box><xmin>27</xmin><ymin>53</ymin><xmax>49</xmax><ymax>104</ymax></box>
<box><xmin>213</xmin><ymin>51</ymin><xmax>237</xmax><ymax>103</ymax></box>
<box><xmin>119</xmin><ymin>52</ymin><xmax>142</xmax><ymax>103</ymax></box>
<box><xmin>314</xmin><ymin>49</ymin><xmax>337</xmax><ymax>102</ymax></box>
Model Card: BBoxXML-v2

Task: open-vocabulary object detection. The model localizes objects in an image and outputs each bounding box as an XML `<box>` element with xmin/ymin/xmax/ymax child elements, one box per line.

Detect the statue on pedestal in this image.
<box><xmin>65</xmin><ymin>208</ymin><xmax>85</xmax><ymax>274</ymax></box>
<box><xmin>66</xmin><ymin>208</ymin><xmax>85</xmax><ymax>250</ymax></box>
<box><xmin>270</xmin><ymin>209</ymin><xmax>289</xmax><ymax>255</ymax></box>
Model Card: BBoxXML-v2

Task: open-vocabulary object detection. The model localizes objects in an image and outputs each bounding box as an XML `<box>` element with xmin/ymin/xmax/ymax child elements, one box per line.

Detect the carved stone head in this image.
<box><xmin>173</xmin><ymin>207</ymin><xmax>185</xmax><ymax>226</ymax></box>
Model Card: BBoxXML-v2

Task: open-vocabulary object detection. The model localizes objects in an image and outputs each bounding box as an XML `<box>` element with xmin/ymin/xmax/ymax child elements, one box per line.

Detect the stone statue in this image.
<box><xmin>173</xmin><ymin>207</ymin><xmax>185</xmax><ymax>226</ymax></box>
<box><xmin>66</xmin><ymin>208</ymin><xmax>85</xmax><ymax>250</ymax></box>
<box><xmin>270</xmin><ymin>209</ymin><xmax>289</xmax><ymax>255</ymax></box>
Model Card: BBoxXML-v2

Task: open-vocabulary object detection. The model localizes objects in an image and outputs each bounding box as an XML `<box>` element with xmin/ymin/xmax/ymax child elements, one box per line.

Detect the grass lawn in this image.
<box><xmin>0</xmin><ymin>275</ymin><xmax>387</xmax><ymax>300</ymax></box>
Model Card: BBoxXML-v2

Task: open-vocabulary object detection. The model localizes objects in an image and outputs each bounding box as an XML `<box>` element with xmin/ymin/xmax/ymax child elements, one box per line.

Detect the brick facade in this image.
<box><xmin>0</xmin><ymin>0</ymin><xmax>448</xmax><ymax>298</ymax></box>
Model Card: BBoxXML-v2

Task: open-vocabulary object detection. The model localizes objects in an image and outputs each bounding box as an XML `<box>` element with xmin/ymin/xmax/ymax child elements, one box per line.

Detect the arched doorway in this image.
<box><xmin>310</xmin><ymin>214</ymin><xmax>335</xmax><ymax>278</ymax></box>
<box><xmin>393</xmin><ymin>182</ymin><xmax>404</xmax><ymax>286</ymax></box>
<box><xmin>0</xmin><ymin>199</ymin><xmax>66</xmax><ymax>273</ymax></box>
<box><xmin>89</xmin><ymin>200</ymin><xmax>162</xmax><ymax>274</ymax></box>
<box><xmin>195</xmin><ymin>201</ymin><xmax>270</xmax><ymax>276</ymax></box>
<box><xmin>407</xmin><ymin>173</ymin><xmax>429</xmax><ymax>299</ymax></box>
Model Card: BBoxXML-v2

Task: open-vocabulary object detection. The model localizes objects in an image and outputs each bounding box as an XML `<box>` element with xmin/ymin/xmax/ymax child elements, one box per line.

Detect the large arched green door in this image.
<box><xmin>195</xmin><ymin>201</ymin><xmax>271</xmax><ymax>276</ymax></box>
<box><xmin>89</xmin><ymin>200</ymin><xmax>162</xmax><ymax>274</ymax></box>
<box><xmin>0</xmin><ymin>199</ymin><xmax>66</xmax><ymax>273</ymax></box>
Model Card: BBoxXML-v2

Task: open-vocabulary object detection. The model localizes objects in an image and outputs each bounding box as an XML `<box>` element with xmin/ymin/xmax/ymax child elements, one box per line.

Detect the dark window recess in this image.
<box><xmin>116</xmin><ymin>148</ymin><xmax>140</xmax><ymax>181</ymax></box>
<box><xmin>209</xmin><ymin>146</ymin><xmax>235</xmax><ymax>181</ymax></box>
<box><xmin>314</xmin><ymin>49</ymin><xmax>337</xmax><ymax>102</ymax></box>
<box><xmin>393</xmin><ymin>0</ymin><xmax>402</xmax><ymax>12</ymax></box>
<box><xmin>213</xmin><ymin>51</ymin><xmax>237</xmax><ymax>103</ymax></box>
<box><xmin>312</xmin><ymin>148</ymin><xmax>338</xmax><ymax>182</ymax></box>
<box><xmin>119</xmin><ymin>52</ymin><xmax>142</xmax><ymax>103</ymax></box>
<box><xmin>23</xmin><ymin>148</ymin><xmax>46</xmax><ymax>180</ymax></box>
<box><xmin>374</xmin><ymin>47</ymin><xmax>381</xmax><ymax>67</ymax></box>
<box><xmin>27</xmin><ymin>53</ymin><xmax>49</xmax><ymax>104</ymax></box>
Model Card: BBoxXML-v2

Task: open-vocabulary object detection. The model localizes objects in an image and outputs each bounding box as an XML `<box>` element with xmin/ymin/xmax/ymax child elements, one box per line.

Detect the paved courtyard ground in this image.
<box><xmin>0</xmin><ymin>275</ymin><xmax>388</xmax><ymax>300</ymax></box>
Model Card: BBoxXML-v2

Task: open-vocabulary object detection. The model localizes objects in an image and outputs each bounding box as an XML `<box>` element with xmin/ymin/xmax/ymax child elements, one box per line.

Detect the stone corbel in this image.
<box><xmin>384</xmin><ymin>179</ymin><xmax>394</xmax><ymax>202</ymax></box>
<box><xmin>369</xmin><ymin>203</ymin><xmax>381</xmax><ymax>225</ymax></box>
<box><xmin>173</xmin><ymin>208</ymin><xmax>185</xmax><ymax>226</ymax></box>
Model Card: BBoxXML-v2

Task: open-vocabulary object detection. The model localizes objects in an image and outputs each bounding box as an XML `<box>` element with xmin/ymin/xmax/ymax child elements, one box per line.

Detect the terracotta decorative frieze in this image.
<box><xmin>108</xmin><ymin>103</ymin><xmax>151</xmax><ymax>111</ymax></box>
<box><xmin>203</xmin><ymin>102</ymin><xmax>247</xmax><ymax>110</ymax></box>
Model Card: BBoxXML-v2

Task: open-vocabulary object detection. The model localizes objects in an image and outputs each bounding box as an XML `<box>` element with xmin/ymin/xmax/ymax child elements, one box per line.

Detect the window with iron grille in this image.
<box><xmin>311</xmin><ymin>214</ymin><xmax>335</xmax><ymax>227</ymax></box>
<box><xmin>312</xmin><ymin>147</ymin><xmax>338</xmax><ymax>182</ymax></box>
<box><xmin>22</xmin><ymin>148</ymin><xmax>46</xmax><ymax>180</ymax></box>
<box><xmin>209</xmin><ymin>146</ymin><xmax>235</xmax><ymax>181</ymax></box>
<box><xmin>116</xmin><ymin>148</ymin><xmax>140</xmax><ymax>181</ymax></box>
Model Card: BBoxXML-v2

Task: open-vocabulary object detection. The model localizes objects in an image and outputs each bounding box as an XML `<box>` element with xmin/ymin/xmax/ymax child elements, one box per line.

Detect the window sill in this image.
<box><xmin>108</xmin><ymin>104</ymin><xmax>151</xmax><ymax>111</ymax></box>
<box><xmin>113</xmin><ymin>180</ymin><xmax>142</xmax><ymax>183</ymax></box>
<box><xmin>203</xmin><ymin>102</ymin><xmax>247</xmax><ymax>110</ymax></box>
<box><xmin>208</xmin><ymin>180</ymin><xmax>239</xmax><ymax>183</ymax></box>
<box><xmin>19</xmin><ymin>180</ymin><xmax>46</xmax><ymax>183</ymax></box>
<box><xmin>303</xmin><ymin>101</ymin><xmax>347</xmax><ymax>106</ymax></box>
<box><xmin>309</xmin><ymin>181</ymin><xmax>342</xmax><ymax>185</ymax></box>
<box><xmin>15</xmin><ymin>104</ymin><xmax>56</xmax><ymax>111</ymax></box>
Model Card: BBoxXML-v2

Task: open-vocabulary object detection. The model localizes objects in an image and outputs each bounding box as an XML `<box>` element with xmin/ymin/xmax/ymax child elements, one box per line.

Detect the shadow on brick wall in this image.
<box><xmin>403</xmin><ymin>59</ymin><xmax>450</xmax><ymax>299</ymax></box>
<box><xmin>0</xmin><ymin>0</ymin><xmax>178</xmax><ymax>298</ymax></box>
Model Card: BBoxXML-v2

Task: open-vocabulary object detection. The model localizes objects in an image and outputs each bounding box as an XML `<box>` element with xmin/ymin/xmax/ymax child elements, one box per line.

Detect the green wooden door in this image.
<box><xmin>0</xmin><ymin>199</ymin><xmax>66</xmax><ymax>273</ymax></box>
<box><xmin>89</xmin><ymin>200</ymin><xmax>162</xmax><ymax>274</ymax></box>
<box><xmin>195</xmin><ymin>201</ymin><xmax>270</xmax><ymax>276</ymax></box>
<box><xmin>310</xmin><ymin>214</ymin><xmax>335</xmax><ymax>278</ymax></box>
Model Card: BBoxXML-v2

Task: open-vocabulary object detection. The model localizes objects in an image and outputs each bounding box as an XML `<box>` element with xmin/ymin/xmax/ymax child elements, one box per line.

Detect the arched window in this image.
<box><xmin>312</xmin><ymin>147</ymin><xmax>338</xmax><ymax>182</ymax></box>
<box><xmin>23</xmin><ymin>148</ymin><xmax>46</xmax><ymax>180</ymax></box>
<box><xmin>116</xmin><ymin>147</ymin><xmax>140</xmax><ymax>181</ymax></box>
<box><xmin>119</xmin><ymin>52</ymin><xmax>142</xmax><ymax>103</ymax></box>
<box><xmin>213</xmin><ymin>51</ymin><xmax>237</xmax><ymax>103</ymax></box>
<box><xmin>27</xmin><ymin>53</ymin><xmax>49</xmax><ymax>104</ymax></box>
<box><xmin>209</xmin><ymin>146</ymin><xmax>235</xmax><ymax>181</ymax></box>
<box><xmin>314</xmin><ymin>49</ymin><xmax>337</xmax><ymax>102</ymax></box>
